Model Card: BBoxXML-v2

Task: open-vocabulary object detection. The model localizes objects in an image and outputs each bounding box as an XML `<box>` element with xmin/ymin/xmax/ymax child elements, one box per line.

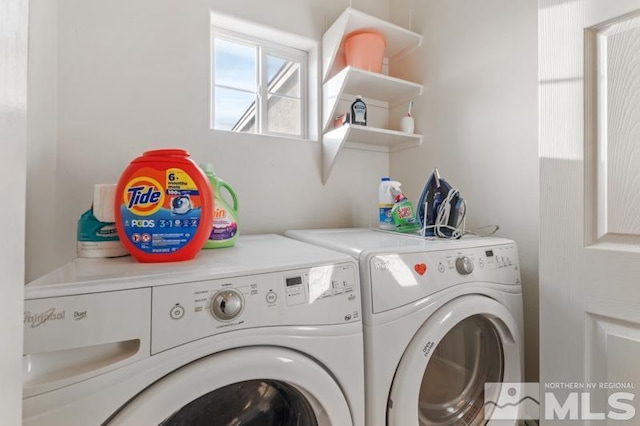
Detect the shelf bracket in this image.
<box><xmin>322</xmin><ymin>127</ymin><xmax>349</xmax><ymax>184</ymax></box>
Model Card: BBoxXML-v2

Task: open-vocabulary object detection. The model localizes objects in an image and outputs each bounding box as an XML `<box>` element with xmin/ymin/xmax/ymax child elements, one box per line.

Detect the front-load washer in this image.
<box><xmin>23</xmin><ymin>235</ymin><xmax>365</xmax><ymax>426</ymax></box>
<box><xmin>285</xmin><ymin>228</ymin><xmax>524</xmax><ymax>426</ymax></box>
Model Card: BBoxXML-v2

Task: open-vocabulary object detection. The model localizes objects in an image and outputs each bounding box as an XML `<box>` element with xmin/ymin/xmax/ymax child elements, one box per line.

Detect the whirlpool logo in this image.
<box><xmin>373</xmin><ymin>259</ymin><xmax>393</xmax><ymax>271</ymax></box>
<box><xmin>24</xmin><ymin>308</ymin><xmax>66</xmax><ymax>328</ymax></box>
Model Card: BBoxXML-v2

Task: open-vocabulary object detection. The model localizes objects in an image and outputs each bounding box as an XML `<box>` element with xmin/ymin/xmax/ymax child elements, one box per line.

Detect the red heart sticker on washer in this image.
<box><xmin>414</xmin><ymin>263</ymin><xmax>427</xmax><ymax>275</ymax></box>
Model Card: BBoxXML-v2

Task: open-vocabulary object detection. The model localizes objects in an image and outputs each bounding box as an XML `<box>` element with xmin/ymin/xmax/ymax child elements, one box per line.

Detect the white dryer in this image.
<box><xmin>23</xmin><ymin>235</ymin><xmax>365</xmax><ymax>426</ymax></box>
<box><xmin>285</xmin><ymin>228</ymin><xmax>524</xmax><ymax>426</ymax></box>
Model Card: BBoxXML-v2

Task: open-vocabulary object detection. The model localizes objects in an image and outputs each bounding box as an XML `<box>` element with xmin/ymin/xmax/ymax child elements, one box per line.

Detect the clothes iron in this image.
<box><xmin>416</xmin><ymin>168</ymin><xmax>465</xmax><ymax>238</ymax></box>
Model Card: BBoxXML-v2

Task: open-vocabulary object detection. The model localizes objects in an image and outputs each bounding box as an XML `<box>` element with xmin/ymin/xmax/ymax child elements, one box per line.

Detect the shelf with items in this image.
<box><xmin>321</xmin><ymin>7</ymin><xmax>423</xmax><ymax>184</ymax></box>
<box><xmin>322</xmin><ymin>66</ymin><xmax>423</xmax><ymax>133</ymax></box>
<box><xmin>322</xmin><ymin>7</ymin><xmax>422</xmax><ymax>82</ymax></box>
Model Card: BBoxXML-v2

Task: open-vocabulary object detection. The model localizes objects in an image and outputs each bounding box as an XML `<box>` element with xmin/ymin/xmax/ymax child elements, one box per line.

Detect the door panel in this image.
<box><xmin>587</xmin><ymin>314</ymin><xmax>640</xmax><ymax>388</ymax></box>
<box><xmin>585</xmin><ymin>11</ymin><xmax>640</xmax><ymax>247</ymax></box>
<box><xmin>540</xmin><ymin>0</ymin><xmax>640</xmax><ymax>424</ymax></box>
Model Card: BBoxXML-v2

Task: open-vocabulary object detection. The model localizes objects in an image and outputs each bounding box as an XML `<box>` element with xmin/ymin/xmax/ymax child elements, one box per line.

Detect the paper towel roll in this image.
<box><xmin>93</xmin><ymin>184</ymin><xmax>117</xmax><ymax>223</ymax></box>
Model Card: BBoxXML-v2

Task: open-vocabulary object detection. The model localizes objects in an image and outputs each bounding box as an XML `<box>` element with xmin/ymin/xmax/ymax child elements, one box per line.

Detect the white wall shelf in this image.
<box><xmin>323</xmin><ymin>125</ymin><xmax>422</xmax><ymax>183</ymax></box>
<box><xmin>321</xmin><ymin>7</ymin><xmax>423</xmax><ymax>184</ymax></box>
<box><xmin>322</xmin><ymin>66</ymin><xmax>423</xmax><ymax>133</ymax></box>
<box><xmin>322</xmin><ymin>7</ymin><xmax>422</xmax><ymax>82</ymax></box>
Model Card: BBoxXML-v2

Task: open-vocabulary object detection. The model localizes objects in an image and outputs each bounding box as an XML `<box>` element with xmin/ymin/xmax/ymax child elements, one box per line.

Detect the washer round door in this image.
<box><xmin>387</xmin><ymin>295</ymin><xmax>522</xmax><ymax>426</ymax></box>
<box><xmin>107</xmin><ymin>346</ymin><xmax>354</xmax><ymax>426</ymax></box>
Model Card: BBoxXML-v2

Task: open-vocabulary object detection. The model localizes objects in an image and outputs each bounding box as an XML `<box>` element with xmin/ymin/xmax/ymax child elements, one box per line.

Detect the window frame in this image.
<box><xmin>211</xmin><ymin>27</ymin><xmax>308</xmax><ymax>139</ymax></box>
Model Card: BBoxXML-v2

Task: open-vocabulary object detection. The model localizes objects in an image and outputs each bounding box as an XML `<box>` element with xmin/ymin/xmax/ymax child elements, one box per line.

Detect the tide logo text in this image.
<box><xmin>127</xmin><ymin>186</ymin><xmax>161</xmax><ymax>209</ymax></box>
<box><xmin>131</xmin><ymin>219</ymin><xmax>155</xmax><ymax>227</ymax></box>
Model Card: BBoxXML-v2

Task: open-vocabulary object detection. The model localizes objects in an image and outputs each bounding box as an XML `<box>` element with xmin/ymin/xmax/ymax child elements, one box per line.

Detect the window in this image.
<box><xmin>212</xmin><ymin>28</ymin><xmax>307</xmax><ymax>138</ymax></box>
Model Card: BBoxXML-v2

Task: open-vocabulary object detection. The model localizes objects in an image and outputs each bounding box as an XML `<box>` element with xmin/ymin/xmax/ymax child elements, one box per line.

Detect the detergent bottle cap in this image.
<box><xmin>200</xmin><ymin>163</ymin><xmax>216</xmax><ymax>177</ymax></box>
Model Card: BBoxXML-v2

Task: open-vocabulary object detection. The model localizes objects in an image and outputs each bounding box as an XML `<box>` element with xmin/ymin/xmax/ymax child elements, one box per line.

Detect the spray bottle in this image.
<box><xmin>201</xmin><ymin>164</ymin><xmax>239</xmax><ymax>249</ymax></box>
<box><xmin>390</xmin><ymin>182</ymin><xmax>421</xmax><ymax>233</ymax></box>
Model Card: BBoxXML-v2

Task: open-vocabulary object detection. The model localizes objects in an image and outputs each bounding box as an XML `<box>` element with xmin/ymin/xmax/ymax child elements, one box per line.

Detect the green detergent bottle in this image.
<box><xmin>201</xmin><ymin>164</ymin><xmax>239</xmax><ymax>248</ymax></box>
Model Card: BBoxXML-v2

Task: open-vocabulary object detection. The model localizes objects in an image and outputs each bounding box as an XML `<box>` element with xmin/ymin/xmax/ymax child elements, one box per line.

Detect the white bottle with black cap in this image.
<box><xmin>351</xmin><ymin>95</ymin><xmax>367</xmax><ymax>125</ymax></box>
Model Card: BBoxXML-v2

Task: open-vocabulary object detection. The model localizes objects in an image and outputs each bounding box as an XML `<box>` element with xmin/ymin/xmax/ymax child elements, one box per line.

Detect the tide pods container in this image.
<box><xmin>115</xmin><ymin>149</ymin><xmax>214</xmax><ymax>262</ymax></box>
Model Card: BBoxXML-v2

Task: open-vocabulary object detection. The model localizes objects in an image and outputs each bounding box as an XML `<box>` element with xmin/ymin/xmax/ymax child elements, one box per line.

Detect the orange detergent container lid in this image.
<box><xmin>115</xmin><ymin>149</ymin><xmax>214</xmax><ymax>262</ymax></box>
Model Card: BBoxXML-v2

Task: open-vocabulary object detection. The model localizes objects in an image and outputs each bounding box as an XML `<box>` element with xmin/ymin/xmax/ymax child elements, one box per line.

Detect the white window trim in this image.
<box><xmin>210</xmin><ymin>11</ymin><xmax>318</xmax><ymax>141</ymax></box>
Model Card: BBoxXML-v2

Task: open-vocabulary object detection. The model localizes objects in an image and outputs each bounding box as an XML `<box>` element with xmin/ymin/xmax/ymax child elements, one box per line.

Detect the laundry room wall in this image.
<box><xmin>388</xmin><ymin>0</ymin><xmax>540</xmax><ymax>381</ymax></box>
<box><xmin>27</xmin><ymin>0</ymin><xmax>58</xmax><ymax>284</ymax></box>
<box><xmin>26</xmin><ymin>0</ymin><xmax>391</xmax><ymax>281</ymax></box>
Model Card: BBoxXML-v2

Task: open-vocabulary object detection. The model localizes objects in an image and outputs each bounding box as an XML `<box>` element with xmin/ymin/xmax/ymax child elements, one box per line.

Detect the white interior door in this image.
<box><xmin>0</xmin><ymin>0</ymin><xmax>28</xmax><ymax>425</ymax></box>
<box><xmin>540</xmin><ymin>0</ymin><xmax>640</xmax><ymax>424</ymax></box>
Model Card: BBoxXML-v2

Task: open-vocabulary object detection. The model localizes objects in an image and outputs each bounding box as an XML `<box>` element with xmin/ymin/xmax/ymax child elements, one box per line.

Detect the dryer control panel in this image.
<box><xmin>151</xmin><ymin>262</ymin><xmax>360</xmax><ymax>354</ymax></box>
<box><xmin>367</xmin><ymin>243</ymin><xmax>520</xmax><ymax>314</ymax></box>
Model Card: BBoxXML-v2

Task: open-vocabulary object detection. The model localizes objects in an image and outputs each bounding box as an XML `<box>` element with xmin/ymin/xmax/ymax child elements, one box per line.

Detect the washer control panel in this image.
<box><xmin>210</xmin><ymin>289</ymin><xmax>244</xmax><ymax>321</ymax></box>
<box><xmin>285</xmin><ymin>275</ymin><xmax>306</xmax><ymax>306</ymax></box>
<box><xmin>368</xmin><ymin>243</ymin><xmax>520</xmax><ymax>314</ymax></box>
<box><xmin>151</xmin><ymin>262</ymin><xmax>360</xmax><ymax>354</ymax></box>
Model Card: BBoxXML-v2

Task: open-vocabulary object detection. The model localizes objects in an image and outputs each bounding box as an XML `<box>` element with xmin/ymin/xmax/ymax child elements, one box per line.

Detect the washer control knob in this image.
<box><xmin>455</xmin><ymin>256</ymin><xmax>474</xmax><ymax>275</ymax></box>
<box><xmin>210</xmin><ymin>289</ymin><xmax>243</xmax><ymax>321</ymax></box>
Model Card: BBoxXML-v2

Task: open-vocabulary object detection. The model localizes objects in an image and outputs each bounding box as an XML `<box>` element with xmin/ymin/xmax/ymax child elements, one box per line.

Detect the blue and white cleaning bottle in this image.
<box><xmin>378</xmin><ymin>177</ymin><xmax>395</xmax><ymax>230</ymax></box>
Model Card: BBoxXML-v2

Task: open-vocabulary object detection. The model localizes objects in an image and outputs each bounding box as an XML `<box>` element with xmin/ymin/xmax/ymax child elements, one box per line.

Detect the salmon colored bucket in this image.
<box><xmin>344</xmin><ymin>30</ymin><xmax>387</xmax><ymax>73</ymax></box>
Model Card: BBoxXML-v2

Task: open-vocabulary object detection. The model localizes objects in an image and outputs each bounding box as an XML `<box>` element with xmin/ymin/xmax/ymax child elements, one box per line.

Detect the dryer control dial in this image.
<box><xmin>210</xmin><ymin>289</ymin><xmax>244</xmax><ymax>321</ymax></box>
<box><xmin>455</xmin><ymin>256</ymin><xmax>474</xmax><ymax>275</ymax></box>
